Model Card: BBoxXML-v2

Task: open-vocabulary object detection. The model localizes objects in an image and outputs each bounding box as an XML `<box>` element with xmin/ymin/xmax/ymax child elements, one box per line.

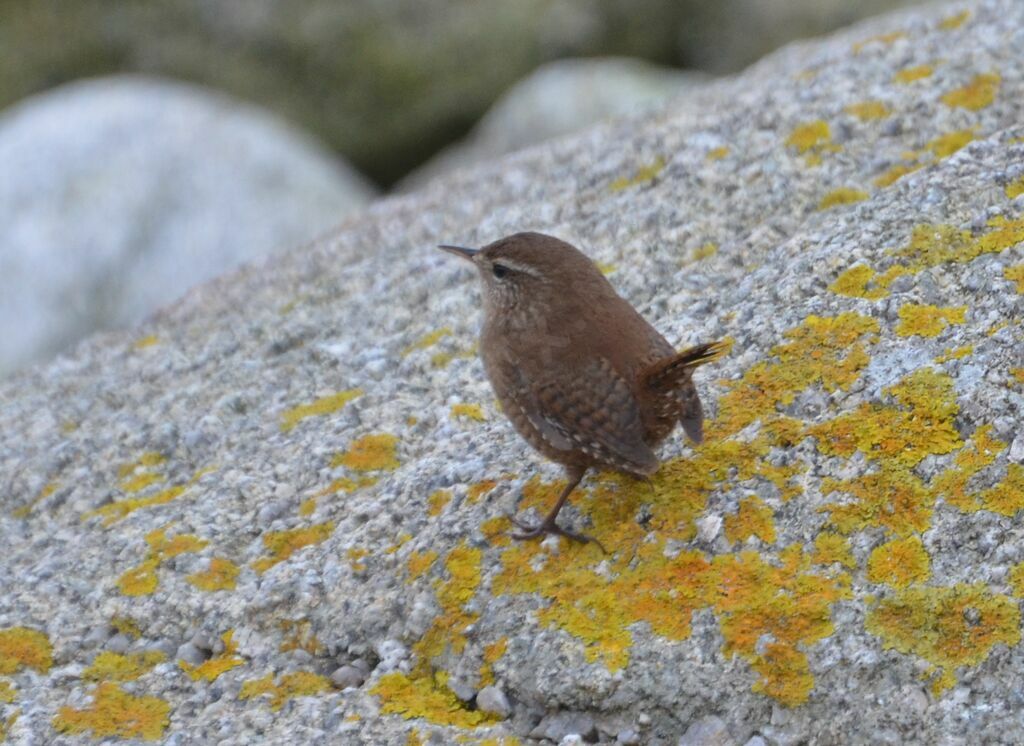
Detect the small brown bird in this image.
<box><xmin>440</xmin><ymin>232</ymin><xmax>724</xmax><ymax>546</ymax></box>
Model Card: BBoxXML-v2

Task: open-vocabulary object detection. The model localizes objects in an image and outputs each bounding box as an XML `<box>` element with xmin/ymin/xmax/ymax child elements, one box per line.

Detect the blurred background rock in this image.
<box><xmin>0</xmin><ymin>0</ymin><xmax>918</xmax><ymax>376</ymax></box>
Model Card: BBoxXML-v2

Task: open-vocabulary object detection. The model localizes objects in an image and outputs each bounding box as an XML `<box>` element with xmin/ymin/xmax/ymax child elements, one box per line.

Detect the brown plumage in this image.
<box><xmin>439</xmin><ymin>232</ymin><xmax>725</xmax><ymax>546</ymax></box>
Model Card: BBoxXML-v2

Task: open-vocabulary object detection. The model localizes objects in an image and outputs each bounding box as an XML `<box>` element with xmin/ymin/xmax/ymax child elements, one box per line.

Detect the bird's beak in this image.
<box><xmin>438</xmin><ymin>244</ymin><xmax>479</xmax><ymax>262</ymax></box>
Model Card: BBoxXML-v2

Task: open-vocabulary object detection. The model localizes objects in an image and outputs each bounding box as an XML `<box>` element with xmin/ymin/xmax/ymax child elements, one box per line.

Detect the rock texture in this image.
<box><xmin>0</xmin><ymin>75</ymin><xmax>376</xmax><ymax>376</ymax></box>
<box><xmin>2</xmin><ymin>1</ymin><xmax>1024</xmax><ymax>744</ymax></box>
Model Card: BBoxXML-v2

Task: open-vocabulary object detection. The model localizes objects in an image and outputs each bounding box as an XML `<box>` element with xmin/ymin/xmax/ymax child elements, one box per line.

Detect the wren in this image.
<box><xmin>439</xmin><ymin>232</ymin><xmax>725</xmax><ymax>547</ymax></box>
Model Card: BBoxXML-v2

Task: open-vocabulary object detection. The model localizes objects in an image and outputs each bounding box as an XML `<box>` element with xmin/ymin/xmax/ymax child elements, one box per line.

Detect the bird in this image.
<box><xmin>439</xmin><ymin>232</ymin><xmax>725</xmax><ymax>547</ymax></box>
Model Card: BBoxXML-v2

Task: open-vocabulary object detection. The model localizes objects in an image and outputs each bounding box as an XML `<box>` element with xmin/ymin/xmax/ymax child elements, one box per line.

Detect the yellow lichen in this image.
<box><xmin>407</xmin><ymin>550</ymin><xmax>439</xmax><ymax>581</ymax></box>
<box><xmin>0</xmin><ymin>681</ymin><xmax>14</xmax><ymax>704</ymax></box>
<box><xmin>893</xmin><ymin>64</ymin><xmax>933</xmax><ymax>84</ymax></box>
<box><xmin>186</xmin><ymin>557</ymin><xmax>240</xmax><ymax>592</ymax></box>
<box><xmin>867</xmin><ymin>584</ymin><xmax>1020</xmax><ymax>695</ymax></box>
<box><xmin>372</xmin><ymin>671</ymin><xmax>496</xmax><ymax>727</ymax></box>
<box><xmin>180</xmin><ymin>631</ymin><xmax>244</xmax><ymax>681</ymax></box>
<box><xmin>874</xmin><ymin>161</ymin><xmax>923</xmax><ymax>188</ymax></box>
<box><xmin>692</xmin><ymin>243</ymin><xmax>718</xmax><ymax>261</ymax></box>
<box><xmin>1006</xmin><ymin>263</ymin><xmax>1024</xmax><ymax>292</ymax></box>
<box><xmin>828</xmin><ymin>264</ymin><xmax>906</xmax><ymax>300</ymax></box>
<box><xmin>347</xmin><ymin>548</ymin><xmax>370</xmax><ymax>572</ymax></box>
<box><xmin>480</xmin><ymin>638</ymin><xmax>508</xmax><ymax>686</ymax></box>
<box><xmin>332</xmin><ymin>434</ymin><xmax>400</xmax><ymax>471</ymax></box>
<box><xmin>610</xmin><ymin>157</ymin><xmax>665</xmax><ymax>191</ymax></box>
<box><xmin>785</xmin><ymin>120</ymin><xmax>838</xmax><ymax>161</ymax></box>
<box><xmin>1007</xmin><ymin>177</ymin><xmax>1024</xmax><ymax>200</ymax></box>
<box><xmin>315</xmin><ymin>474</ymin><xmax>378</xmax><ymax>497</ymax></box>
<box><xmin>427</xmin><ymin>490</ymin><xmax>452</xmax><ymax>517</ymax></box>
<box><xmin>926</xmin><ymin>129</ymin><xmax>976</xmax><ymax>158</ymax></box>
<box><xmin>867</xmin><ymin>536</ymin><xmax>931</xmax><ymax>588</ymax></box>
<box><xmin>942</xmin><ymin>73</ymin><xmax>1000</xmax><ymax>110</ymax></box>
<box><xmin>239</xmin><ymin>671</ymin><xmax>333</xmax><ymax>711</ymax></box>
<box><xmin>895</xmin><ymin>303</ymin><xmax>967</xmax><ymax>337</ymax></box>
<box><xmin>117</xmin><ymin>559</ymin><xmax>160</xmax><ymax>597</ymax></box>
<box><xmin>133</xmin><ymin>335</ymin><xmax>159</xmax><ymax>349</ymax></box>
<box><xmin>939</xmin><ymin>10</ymin><xmax>970</xmax><ymax>29</ymax></box>
<box><xmin>252</xmin><ymin>522</ymin><xmax>335</xmax><ymax>574</ymax></box>
<box><xmin>466</xmin><ymin>480</ymin><xmax>498</xmax><ymax>504</ymax></box>
<box><xmin>280</xmin><ymin>389</ymin><xmax>362</xmax><ymax>432</ymax></box>
<box><xmin>450</xmin><ymin>404</ymin><xmax>485</xmax><ymax>422</ymax></box>
<box><xmin>724</xmin><ymin>496</ymin><xmax>776</xmax><ymax>545</ymax></box>
<box><xmin>53</xmin><ymin>683</ymin><xmax>170</xmax><ymax>741</ymax></box>
<box><xmin>10</xmin><ymin>480</ymin><xmax>58</xmax><ymax>519</ymax></box>
<box><xmin>706</xmin><ymin>147</ymin><xmax>730</xmax><ymax>161</ymax></box>
<box><xmin>404</xmin><ymin>328</ymin><xmax>451</xmax><ymax>356</ymax></box>
<box><xmin>279</xmin><ymin>620</ymin><xmax>324</xmax><ymax>656</ymax></box>
<box><xmin>1009</xmin><ymin>563</ymin><xmax>1024</xmax><ymax>598</ymax></box>
<box><xmin>936</xmin><ymin>344</ymin><xmax>974</xmax><ymax>362</ymax></box>
<box><xmin>852</xmin><ymin>31</ymin><xmax>906</xmax><ymax>53</ymax></box>
<box><xmin>83</xmin><ymin>651</ymin><xmax>165</xmax><ymax>682</ymax></box>
<box><xmin>0</xmin><ymin>628</ymin><xmax>52</xmax><ymax>675</ymax></box>
<box><xmin>845</xmin><ymin>101</ymin><xmax>891</xmax><ymax>121</ymax></box>
<box><xmin>812</xmin><ymin>533</ymin><xmax>856</xmax><ymax>569</ymax></box>
<box><xmin>818</xmin><ymin>187</ymin><xmax>869</xmax><ymax>210</ymax></box>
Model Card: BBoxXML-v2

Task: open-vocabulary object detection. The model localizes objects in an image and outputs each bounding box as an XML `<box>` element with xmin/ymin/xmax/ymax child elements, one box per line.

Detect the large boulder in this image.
<box><xmin>0</xmin><ymin>0</ymin><xmax>920</xmax><ymax>184</ymax></box>
<box><xmin>2</xmin><ymin>1</ymin><xmax>1024</xmax><ymax>744</ymax></box>
<box><xmin>0</xmin><ymin>75</ymin><xmax>376</xmax><ymax>376</ymax></box>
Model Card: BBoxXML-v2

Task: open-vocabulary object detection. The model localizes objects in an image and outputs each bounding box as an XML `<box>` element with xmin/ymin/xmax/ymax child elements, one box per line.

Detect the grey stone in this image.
<box><xmin>476</xmin><ymin>685</ymin><xmax>512</xmax><ymax>719</ymax></box>
<box><xmin>679</xmin><ymin>716</ymin><xmax>734</xmax><ymax>746</ymax></box>
<box><xmin>175</xmin><ymin>642</ymin><xmax>207</xmax><ymax>667</ymax></box>
<box><xmin>531</xmin><ymin>712</ymin><xmax>597</xmax><ymax>742</ymax></box>
<box><xmin>0</xmin><ymin>75</ymin><xmax>376</xmax><ymax>376</ymax></box>
<box><xmin>330</xmin><ymin>664</ymin><xmax>367</xmax><ymax>689</ymax></box>
<box><xmin>105</xmin><ymin>633</ymin><xmax>132</xmax><ymax>655</ymax></box>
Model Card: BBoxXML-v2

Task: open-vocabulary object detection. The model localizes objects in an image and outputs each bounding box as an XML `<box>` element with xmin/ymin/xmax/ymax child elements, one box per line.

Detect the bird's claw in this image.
<box><xmin>506</xmin><ymin>516</ymin><xmax>608</xmax><ymax>554</ymax></box>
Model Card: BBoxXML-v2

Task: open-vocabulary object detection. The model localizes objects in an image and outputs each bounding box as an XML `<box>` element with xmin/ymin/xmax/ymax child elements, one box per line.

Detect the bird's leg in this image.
<box><xmin>508</xmin><ymin>468</ymin><xmax>607</xmax><ymax>553</ymax></box>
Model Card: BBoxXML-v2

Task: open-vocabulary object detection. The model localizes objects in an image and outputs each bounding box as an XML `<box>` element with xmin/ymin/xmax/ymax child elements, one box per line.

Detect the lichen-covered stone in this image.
<box><xmin>1</xmin><ymin>1</ymin><xmax>1024</xmax><ymax>743</ymax></box>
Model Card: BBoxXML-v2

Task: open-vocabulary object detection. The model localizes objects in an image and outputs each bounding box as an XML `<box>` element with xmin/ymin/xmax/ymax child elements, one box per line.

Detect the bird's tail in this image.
<box><xmin>642</xmin><ymin>339</ymin><xmax>729</xmax><ymax>391</ymax></box>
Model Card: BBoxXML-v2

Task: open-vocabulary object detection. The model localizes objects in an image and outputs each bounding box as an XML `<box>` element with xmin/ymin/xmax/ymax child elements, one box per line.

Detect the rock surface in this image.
<box><xmin>2</xmin><ymin>1</ymin><xmax>1024</xmax><ymax>744</ymax></box>
<box><xmin>0</xmin><ymin>75</ymin><xmax>376</xmax><ymax>376</ymax></box>
<box><xmin>400</xmin><ymin>57</ymin><xmax>706</xmax><ymax>191</ymax></box>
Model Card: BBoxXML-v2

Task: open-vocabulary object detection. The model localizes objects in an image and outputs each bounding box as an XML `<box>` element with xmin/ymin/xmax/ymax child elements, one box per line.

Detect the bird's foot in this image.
<box><xmin>507</xmin><ymin>515</ymin><xmax>607</xmax><ymax>554</ymax></box>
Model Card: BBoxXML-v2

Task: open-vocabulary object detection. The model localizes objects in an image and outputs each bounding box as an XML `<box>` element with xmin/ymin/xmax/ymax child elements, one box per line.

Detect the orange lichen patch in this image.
<box><xmin>818</xmin><ymin>187</ymin><xmax>869</xmax><ymax>210</ymax></box>
<box><xmin>407</xmin><ymin>550</ymin><xmax>439</xmax><ymax>581</ymax></box>
<box><xmin>280</xmin><ymin>389</ymin><xmax>362</xmax><ymax>432</ymax></box>
<box><xmin>874</xmin><ymin>161</ymin><xmax>924</xmax><ymax>188</ymax></box>
<box><xmin>845</xmin><ymin>101</ymin><xmax>891</xmax><ymax>121</ymax></box>
<box><xmin>936</xmin><ymin>344</ymin><xmax>974</xmax><ymax>362</ymax></box>
<box><xmin>83</xmin><ymin>651</ymin><xmax>165</xmax><ymax>682</ymax></box>
<box><xmin>0</xmin><ymin>628</ymin><xmax>53</xmax><ymax>675</ymax></box>
<box><xmin>427</xmin><ymin>490</ymin><xmax>452</xmax><ymax>517</ymax></box>
<box><xmin>926</xmin><ymin>129</ymin><xmax>976</xmax><ymax>158</ymax></box>
<box><xmin>827</xmin><ymin>265</ymin><xmax>904</xmax><ymax>300</ymax></box>
<box><xmin>90</xmin><ymin>485</ymin><xmax>186</xmax><ymax>526</ymax></box>
<box><xmin>119</xmin><ymin>472</ymin><xmax>162</xmax><ymax>493</ymax></box>
<box><xmin>53</xmin><ymin>683</ymin><xmax>170</xmax><ymax>741</ymax></box>
<box><xmin>931</xmin><ymin>423</ymin><xmax>1004</xmax><ymax>509</ymax></box>
<box><xmin>0</xmin><ymin>710</ymin><xmax>18</xmax><ymax>740</ymax></box>
<box><xmin>279</xmin><ymin>619</ymin><xmax>324</xmax><ymax>656</ymax></box>
<box><xmin>939</xmin><ymin>10</ymin><xmax>970</xmax><ymax>29</ymax></box>
<box><xmin>889</xmin><ymin>219</ymin><xmax>1019</xmax><ymax>270</ymax></box>
<box><xmin>239</xmin><ymin>671</ymin><xmax>333</xmax><ymax>711</ymax></box>
<box><xmin>1006</xmin><ymin>263</ymin><xmax>1024</xmax><ymax>292</ymax></box>
<box><xmin>451</xmin><ymin>403</ymin><xmax>486</xmax><ymax>422</ymax></box>
<box><xmin>0</xmin><ymin>680</ymin><xmax>14</xmax><ymax>703</ymax></box>
<box><xmin>186</xmin><ymin>557</ymin><xmax>240</xmax><ymax>592</ymax></box>
<box><xmin>867</xmin><ymin>584</ymin><xmax>1020</xmax><ymax>695</ymax></box>
<box><xmin>252</xmin><ymin>522</ymin><xmax>335</xmax><ymax>574</ymax></box>
<box><xmin>706</xmin><ymin>147</ymin><xmax>730</xmax><ymax>161</ymax></box>
<box><xmin>610</xmin><ymin>157</ymin><xmax>665</xmax><ymax>191</ymax></box>
<box><xmin>133</xmin><ymin>334</ymin><xmax>159</xmax><ymax>349</ymax></box>
<box><xmin>414</xmin><ymin>544</ymin><xmax>483</xmax><ymax>665</ymax></box>
<box><xmin>1011</xmin><ymin>368</ymin><xmax>1024</xmax><ymax>385</ymax></box>
<box><xmin>866</xmin><ymin>536</ymin><xmax>930</xmax><ymax>588</ymax></box>
<box><xmin>404</xmin><ymin>328</ymin><xmax>452</xmax><ymax>356</ymax></box>
<box><xmin>785</xmin><ymin>120</ymin><xmax>840</xmax><ymax>163</ymax></box>
<box><xmin>893</xmin><ymin>64</ymin><xmax>933</xmax><ymax>84</ymax></box>
<box><xmin>386</xmin><ymin>533</ymin><xmax>414</xmax><ymax>555</ymax></box>
<box><xmin>1007</xmin><ymin>177</ymin><xmax>1024</xmax><ymax>200</ymax></box>
<box><xmin>942</xmin><ymin>73</ymin><xmax>1000</xmax><ymax>110</ymax></box>
<box><xmin>895</xmin><ymin>303</ymin><xmax>967</xmax><ymax>337</ymax></box>
<box><xmin>295</xmin><ymin>497</ymin><xmax>317</xmax><ymax>518</ymax></box>
<box><xmin>852</xmin><ymin>30</ymin><xmax>906</xmax><ymax>53</ymax></box>
<box><xmin>710</xmin><ymin>548</ymin><xmax>850</xmax><ymax>707</ymax></box>
<box><xmin>332</xmin><ymin>433</ymin><xmax>400</xmax><ymax>471</ymax></box>
<box><xmin>467</xmin><ymin>480</ymin><xmax>499</xmax><ymax>504</ymax></box>
<box><xmin>822</xmin><ymin>469</ymin><xmax>933</xmax><ymax>537</ymax></box>
<box><xmin>724</xmin><ymin>496</ymin><xmax>776</xmax><ymax>545</ymax></box>
<box><xmin>111</xmin><ymin>617</ymin><xmax>142</xmax><ymax>639</ymax></box>
<box><xmin>811</xmin><ymin>533</ymin><xmax>856</xmax><ymax>569</ymax></box>
<box><xmin>347</xmin><ymin>548</ymin><xmax>370</xmax><ymax>572</ymax></box>
<box><xmin>968</xmin><ymin>465</ymin><xmax>1024</xmax><ymax>517</ymax></box>
<box><xmin>117</xmin><ymin>559</ymin><xmax>160</xmax><ymax>597</ymax></box>
<box><xmin>146</xmin><ymin>527</ymin><xmax>208</xmax><ymax>558</ymax></box>
<box><xmin>181</xmin><ymin>631</ymin><xmax>244</xmax><ymax>681</ymax></box>
<box><xmin>372</xmin><ymin>671</ymin><xmax>496</xmax><ymax>727</ymax></box>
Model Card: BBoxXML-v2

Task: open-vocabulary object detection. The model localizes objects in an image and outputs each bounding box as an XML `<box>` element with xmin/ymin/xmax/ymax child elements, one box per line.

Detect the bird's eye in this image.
<box><xmin>492</xmin><ymin>264</ymin><xmax>510</xmax><ymax>279</ymax></box>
